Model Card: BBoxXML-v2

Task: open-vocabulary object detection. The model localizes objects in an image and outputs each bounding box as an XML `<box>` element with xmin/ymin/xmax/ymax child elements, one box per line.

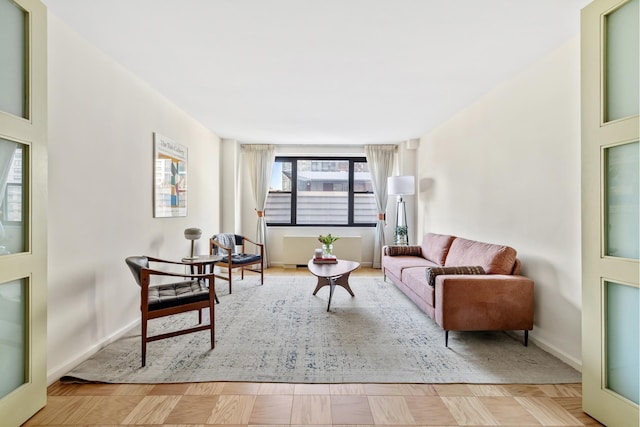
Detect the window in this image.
<box><xmin>266</xmin><ymin>157</ymin><xmax>377</xmax><ymax>226</ymax></box>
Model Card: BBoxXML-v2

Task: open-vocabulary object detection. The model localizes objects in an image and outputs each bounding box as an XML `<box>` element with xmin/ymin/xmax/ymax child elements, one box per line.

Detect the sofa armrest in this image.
<box><xmin>434</xmin><ymin>275</ymin><xmax>534</xmax><ymax>332</ymax></box>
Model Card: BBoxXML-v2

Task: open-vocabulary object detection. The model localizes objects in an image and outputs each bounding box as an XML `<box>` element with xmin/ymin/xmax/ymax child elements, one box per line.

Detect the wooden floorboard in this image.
<box><xmin>25</xmin><ymin>380</ymin><xmax>603</xmax><ymax>426</ymax></box>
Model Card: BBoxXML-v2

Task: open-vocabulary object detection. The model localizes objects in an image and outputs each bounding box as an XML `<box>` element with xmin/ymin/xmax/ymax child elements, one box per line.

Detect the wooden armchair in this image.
<box><xmin>125</xmin><ymin>256</ymin><xmax>217</xmax><ymax>367</ymax></box>
<box><xmin>209</xmin><ymin>234</ymin><xmax>264</xmax><ymax>294</ymax></box>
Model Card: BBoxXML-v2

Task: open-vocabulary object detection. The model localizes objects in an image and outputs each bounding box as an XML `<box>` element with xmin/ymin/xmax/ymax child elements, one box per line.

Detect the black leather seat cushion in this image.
<box><xmin>222</xmin><ymin>253</ymin><xmax>262</xmax><ymax>265</ymax></box>
<box><xmin>148</xmin><ymin>280</ymin><xmax>210</xmax><ymax>311</ymax></box>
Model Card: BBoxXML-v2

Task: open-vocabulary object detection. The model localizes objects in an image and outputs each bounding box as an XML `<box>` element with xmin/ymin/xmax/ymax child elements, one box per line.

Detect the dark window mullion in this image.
<box><xmin>291</xmin><ymin>159</ymin><xmax>298</xmax><ymax>225</ymax></box>
<box><xmin>347</xmin><ymin>159</ymin><xmax>355</xmax><ymax>225</ymax></box>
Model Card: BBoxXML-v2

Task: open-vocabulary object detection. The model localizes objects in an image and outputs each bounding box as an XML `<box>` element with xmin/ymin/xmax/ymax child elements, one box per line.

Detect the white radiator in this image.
<box><xmin>282</xmin><ymin>236</ymin><xmax>362</xmax><ymax>266</ymax></box>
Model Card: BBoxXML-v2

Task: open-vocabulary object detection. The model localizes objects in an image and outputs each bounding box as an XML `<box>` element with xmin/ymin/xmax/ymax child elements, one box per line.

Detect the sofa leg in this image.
<box><xmin>524</xmin><ymin>330</ymin><xmax>529</xmax><ymax>346</ymax></box>
<box><xmin>445</xmin><ymin>330</ymin><xmax>449</xmax><ymax>347</ymax></box>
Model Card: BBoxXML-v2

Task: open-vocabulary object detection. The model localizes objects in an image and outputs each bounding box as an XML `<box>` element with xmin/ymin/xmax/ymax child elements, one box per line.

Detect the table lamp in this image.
<box><xmin>184</xmin><ymin>227</ymin><xmax>202</xmax><ymax>259</ymax></box>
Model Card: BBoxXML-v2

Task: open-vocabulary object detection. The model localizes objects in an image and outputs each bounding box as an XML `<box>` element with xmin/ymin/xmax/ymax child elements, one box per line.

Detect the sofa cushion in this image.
<box><xmin>425</xmin><ymin>265</ymin><xmax>485</xmax><ymax>287</ymax></box>
<box><xmin>385</xmin><ymin>245</ymin><xmax>422</xmax><ymax>256</ymax></box>
<box><xmin>421</xmin><ymin>233</ymin><xmax>456</xmax><ymax>265</ymax></box>
<box><xmin>383</xmin><ymin>255</ymin><xmax>436</xmax><ymax>281</ymax></box>
<box><xmin>444</xmin><ymin>237</ymin><xmax>517</xmax><ymax>275</ymax></box>
<box><xmin>402</xmin><ymin>267</ymin><xmax>435</xmax><ymax>307</ymax></box>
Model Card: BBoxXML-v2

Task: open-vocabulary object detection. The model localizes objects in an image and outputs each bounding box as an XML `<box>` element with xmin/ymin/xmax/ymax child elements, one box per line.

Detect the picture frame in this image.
<box><xmin>153</xmin><ymin>132</ymin><xmax>187</xmax><ymax>218</ymax></box>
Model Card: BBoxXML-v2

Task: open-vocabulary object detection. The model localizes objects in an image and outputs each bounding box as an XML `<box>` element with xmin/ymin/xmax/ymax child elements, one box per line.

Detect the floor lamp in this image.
<box><xmin>388</xmin><ymin>175</ymin><xmax>415</xmax><ymax>245</ymax></box>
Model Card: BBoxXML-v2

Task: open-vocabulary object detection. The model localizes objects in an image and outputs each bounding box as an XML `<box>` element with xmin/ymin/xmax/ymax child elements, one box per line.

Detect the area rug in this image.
<box><xmin>61</xmin><ymin>274</ymin><xmax>580</xmax><ymax>384</ymax></box>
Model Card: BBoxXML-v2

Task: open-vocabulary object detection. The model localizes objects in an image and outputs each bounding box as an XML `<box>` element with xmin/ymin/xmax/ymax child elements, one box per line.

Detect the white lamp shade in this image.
<box><xmin>388</xmin><ymin>175</ymin><xmax>415</xmax><ymax>196</ymax></box>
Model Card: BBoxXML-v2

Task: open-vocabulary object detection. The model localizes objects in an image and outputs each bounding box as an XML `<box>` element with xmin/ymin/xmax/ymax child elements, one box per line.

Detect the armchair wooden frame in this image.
<box><xmin>126</xmin><ymin>255</ymin><xmax>217</xmax><ymax>367</ymax></box>
<box><xmin>209</xmin><ymin>234</ymin><xmax>264</xmax><ymax>294</ymax></box>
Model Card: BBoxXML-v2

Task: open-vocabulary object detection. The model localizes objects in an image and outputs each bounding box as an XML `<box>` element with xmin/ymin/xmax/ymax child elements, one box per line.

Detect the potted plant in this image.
<box><xmin>318</xmin><ymin>234</ymin><xmax>339</xmax><ymax>257</ymax></box>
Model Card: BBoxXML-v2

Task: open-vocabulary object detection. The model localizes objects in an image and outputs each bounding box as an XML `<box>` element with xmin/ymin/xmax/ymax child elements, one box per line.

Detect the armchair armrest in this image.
<box><xmin>146</xmin><ymin>255</ymin><xmax>196</xmax><ymax>267</ymax></box>
<box><xmin>138</xmin><ymin>256</ymin><xmax>216</xmax><ymax>284</ymax></box>
<box><xmin>434</xmin><ymin>274</ymin><xmax>534</xmax><ymax>331</ymax></box>
<box><xmin>209</xmin><ymin>239</ymin><xmax>232</xmax><ymax>254</ymax></box>
<box><xmin>240</xmin><ymin>237</ymin><xmax>264</xmax><ymax>260</ymax></box>
<box><xmin>241</xmin><ymin>236</ymin><xmax>264</xmax><ymax>248</ymax></box>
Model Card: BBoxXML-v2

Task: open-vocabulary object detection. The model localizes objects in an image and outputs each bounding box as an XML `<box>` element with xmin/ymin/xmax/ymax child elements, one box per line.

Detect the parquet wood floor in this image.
<box><xmin>24</xmin><ymin>268</ymin><xmax>603</xmax><ymax>426</ymax></box>
<box><xmin>25</xmin><ymin>381</ymin><xmax>603</xmax><ymax>426</ymax></box>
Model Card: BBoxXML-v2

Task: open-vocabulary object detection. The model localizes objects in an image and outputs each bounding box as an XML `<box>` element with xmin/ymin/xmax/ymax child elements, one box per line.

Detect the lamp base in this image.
<box><xmin>394</xmin><ymin>198</ymin><xmax>409</xmax><ymax>246</ymax></box>
<box><xmin>394</xmin><ymin>235</ymin><xmax>408</xmax><ymax>246</ymax></box>
<box><xmin>183</xmin><ymin>255</ymin><xmax>200</xmax><ymax>260</ymax></box>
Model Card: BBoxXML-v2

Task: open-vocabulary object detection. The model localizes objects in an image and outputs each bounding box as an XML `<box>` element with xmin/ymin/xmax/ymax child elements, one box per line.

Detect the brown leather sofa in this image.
<box><xmin>382</xmin><ymin>233</ymin><xmax>534</xmax><ymax>346</ymax></box>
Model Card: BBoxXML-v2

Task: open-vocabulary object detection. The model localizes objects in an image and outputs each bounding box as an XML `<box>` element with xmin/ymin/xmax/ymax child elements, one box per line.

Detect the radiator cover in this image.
<box><xmin>282</xmin><ymin>236</ymin><xmax>362</xmax><ymax>266</ymax></box>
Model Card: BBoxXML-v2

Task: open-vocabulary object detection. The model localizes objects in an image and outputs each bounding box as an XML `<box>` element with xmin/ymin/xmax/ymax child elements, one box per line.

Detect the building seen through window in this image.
<box><xmin>266</xmin><ymin>157</ymin><xmax>376</xmax><ymax>226</ymax></box>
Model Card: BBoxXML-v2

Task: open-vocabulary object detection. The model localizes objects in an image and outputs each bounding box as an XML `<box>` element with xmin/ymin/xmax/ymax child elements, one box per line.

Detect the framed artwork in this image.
<box><xmin>153</xmin><ymin>132</ymin><xmax>187</xmax><ymax>217</ymax></box>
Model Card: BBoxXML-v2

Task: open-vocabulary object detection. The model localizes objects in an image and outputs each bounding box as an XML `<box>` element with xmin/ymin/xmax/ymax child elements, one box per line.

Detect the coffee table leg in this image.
<box><xmin>333</xmin><ymin>272</ymin><xmax>355</xmax><ymax>296</ymax></box>
<box><xmin>312</xmin><ymin>273</ymin><xmax>355</xmax><ymax>311</ymax></box>
<box><xmin>313</xmin><ymin>277</ymin><xmax>330</xmax><ymax>295</ymax></box>
<box><xmin>327</xmin><ymin>277</ymin><xmax>336</xmax><ymax>311</ymax></box>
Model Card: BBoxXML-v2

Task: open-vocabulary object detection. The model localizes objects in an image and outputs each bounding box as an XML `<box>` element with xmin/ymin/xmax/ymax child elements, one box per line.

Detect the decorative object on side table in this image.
<box><xmin>318</xmin><ymin>234</ymin><xmax>339</xmax><ymax>258</ymax></box>
<box><xmin>184</xmin><ymin>227</ymin><xmax>202</xmax><ymax>259</ymax></box>
<box><xmin>313</xmin><ymin>255</ymin><xmax>337</xmax><ymax>264</ymax></box>
<box><xmin>387</xmin><ymin>175</ymin><xmax>415</xmax><ymax>245</ymax></box>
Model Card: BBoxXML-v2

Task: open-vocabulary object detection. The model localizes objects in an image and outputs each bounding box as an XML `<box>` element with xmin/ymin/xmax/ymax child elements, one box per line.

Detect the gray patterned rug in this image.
<box><xmin>61</xmin><ymin>274</ymin><xmax>580</xmax><ymax>384</ymax></box>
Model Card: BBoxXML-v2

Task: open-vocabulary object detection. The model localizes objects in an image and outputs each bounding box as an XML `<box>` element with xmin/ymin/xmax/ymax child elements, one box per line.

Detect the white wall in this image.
<box><xmin>46</xmin><ymin>13</ymin><xmax>221</xmax><ymax>382</ymax></box>
<box><xmin>417</xmin><ymin>36</ymin><xmax>582</xmax><ymax>367</ymax></box>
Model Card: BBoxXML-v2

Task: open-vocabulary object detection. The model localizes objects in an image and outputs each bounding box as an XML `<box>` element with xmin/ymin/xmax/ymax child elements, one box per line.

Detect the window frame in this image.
<box><xmin>266</xmin><ymin>156</ymin><xmax>376</xmax><ymax>227</ymax></box>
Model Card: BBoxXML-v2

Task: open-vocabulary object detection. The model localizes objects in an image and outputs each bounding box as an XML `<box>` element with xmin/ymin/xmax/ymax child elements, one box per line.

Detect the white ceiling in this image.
<box><xmin>42</xmin><ymin>0</ymin><xmax>590</xmax><ymax>144</ymax></box>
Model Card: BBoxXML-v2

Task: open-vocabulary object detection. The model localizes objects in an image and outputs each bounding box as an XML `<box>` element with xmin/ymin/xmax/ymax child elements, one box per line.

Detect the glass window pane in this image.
<box><xmin>606</xmin><ymin>281</ymin><xmax>640</xmax><ymax>404</ymax></box>
<box><xmin>354</xmin><ymin>193</ymin><xmax>377</xmax><ymax>223</ymax></box>
<box><xmin>1</xmin><ymin>138</ymin><xmax>25</xmax><ymax>255</ymax></box>
<box><xmin>354</xmin><ymin>161</ymin><xmax>374</xmax><ymax>192</ymax></box>
<box><xmin>266</xmin><ymin>161</ymin><xmax>292</xmax><ymax>224</ymax></box>
<box><xmin>297</xmin><ymin>159</ymin><xmax>348</xmax><ymax>224</ymax></box>
<box><xmin>265</xmin><ymin>193</ymin><xmax>291</xmax><ymax>224</ymax></box>
<box><xmin>605</xmin><ymin>0</ymin><xmax>639</xmax><ymax>122</ymax></box>
<box><xmin>0</xmin><ymin>278</ymin><xmax>26</xmax><ymax>398</ymax></box>
<box><xmin>605</xmin><ymin>141</ymin><xmax>639</xmax><ymax>259</ymax></box>
<box><xmin>0</xmin><ymin>0</ymin><xmax>26</xmax><ymax>118</ymax></box>
<box><xmin>269</xmin><ymin>161</ymin><xmax>292</xmax><ymax>192</ymax></box>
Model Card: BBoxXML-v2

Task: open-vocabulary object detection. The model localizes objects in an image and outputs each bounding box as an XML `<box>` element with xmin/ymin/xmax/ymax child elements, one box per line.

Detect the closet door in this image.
<box><xmin>0</xmin><ymin>0</ymin><xmax>48</xmax><ymax>425</ymax></box>
<box><xmin>581</xmin><ymin>0</ymin><xmax>639</xmax><ymax>426</ymax></box>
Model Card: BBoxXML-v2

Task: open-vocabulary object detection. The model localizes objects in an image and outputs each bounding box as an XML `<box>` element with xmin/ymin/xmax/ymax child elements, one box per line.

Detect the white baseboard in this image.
<box><xmin>507</xmin><ymin>331</ymin><xmax>582</xmax><ymax>372</ymax></box>
<box><xmin>47</xmin><ymin>319</ymin><xmax>139</xmax><ymax>385</ymax></box>
<box><xmin>529</xmin><ymin>335</ymin><xmax>582</xmax><ymax>372</ymax></box>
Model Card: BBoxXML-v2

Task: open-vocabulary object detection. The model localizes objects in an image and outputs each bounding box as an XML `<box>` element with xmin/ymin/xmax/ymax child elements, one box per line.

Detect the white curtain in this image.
<box><xmin>241</xmin><ymin>144</ymin><xmax>275</xmax><ymax>266</ymax></box>
<box><xmin>365</xmin><ymin>144</ymin><xmax>397</xmax><ymax>268</ymax></box>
